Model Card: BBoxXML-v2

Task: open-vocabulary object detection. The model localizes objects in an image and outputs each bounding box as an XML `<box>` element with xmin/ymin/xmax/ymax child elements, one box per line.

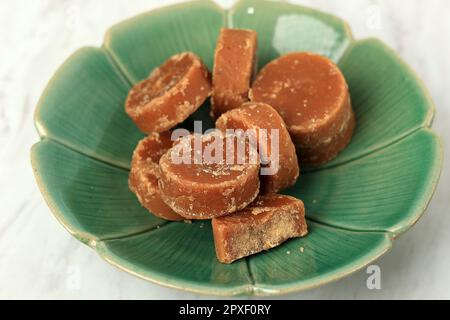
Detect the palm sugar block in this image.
<box><xmin>250</xmin><ymin>52</ymin><xmax>355</xmax><ymax>166</ymax></box>
<box><xmin>125</xmin><ymin>52</ymin><xmax>211</xmax><ymax>133</ymax></box>
<box><xmin>211</xmin><ymin>28</ymin><xmax>257</xmax><ymax>118</ymax></box>
<box><xmin>216</xmin><ymin>102</ymin><xmax>299</xmax><ymax>193</ymax></box>
<box><xmin>212</xmin><ymin>194</ymin><xmax>308</xmax><ymax>264</ymax></box>
<box><xmin>129</xmin><ymin>132</ymin><xmax>184</xmax><ymax>221</ymax></box>
<box><xmin>158</xmin><ymin>131</ymin><xmax>260</xmax><ymax>219</ymax></box>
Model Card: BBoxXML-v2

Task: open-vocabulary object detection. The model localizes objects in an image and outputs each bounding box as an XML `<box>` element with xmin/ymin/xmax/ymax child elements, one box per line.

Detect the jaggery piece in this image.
<box><xmin>300</xmin><ymin>111</ymin><xmax>355</xmax><ymax>166</ymax></box>
<box><xmin>158</xmin><ymin>131</ymin><xmax>260</xmax><ymax>219</ymax></box>
<box><xmin>250</xmin><ymin>52</ymin><xmax>354</xmax><ymax>163</ymax></box>
<box><xmin>250</xmin><ymin>52</ymin><xmax>351</xmax><ymax>146</ymax></box>
<box><xmin>211</xmin><ymin>28</ymin><xmax>258</xmax><ymax>118</ymax></box>
<box><xmin>216</xmin><ymin>102</ymin><xmax>299</xmax><ymax>193</ymax></box>
<box><xmin>125</xmin><ymin>52</ymin><xmax>211</xmax><ymax>133</ymax></box>
<box><xmin>212</xmin><ymin>194</ymin><xmax>308</xmax><ymax>264</ymax></box>
<box><xmin>129</xmin><ymin>132</ymin><xmax>184</xmax><ymax>221</ymax></box>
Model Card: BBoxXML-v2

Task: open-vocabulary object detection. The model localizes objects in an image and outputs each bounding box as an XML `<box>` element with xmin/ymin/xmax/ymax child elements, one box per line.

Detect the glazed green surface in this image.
<box><xmin>31</xmin><ymin>0</ymin><xmax>442</xmax><ymax>295</ymax></box>
<box><xmin>97</xmin><ymin>221</ymin><xmax>253</xmax><ymax>295</ymax></box>
<box><xmin>31</xmin><ymin>140</ymin><xmax>165</xmax><ymax>243</ymax></box>
<box><xmin>97</xmin><ymin>221</ymin><xmax>391</xmax><ymax>295</ymax></box>
<box><xmin>247</xmin><ymin>222</ymin><xmax>390</xmax><ymax>294</ymax></box>
<box><xmin>34</xmin><ymin>47</ymin><xmax>143</xmax><ymax>169</ymax></box>
<box><xmin>284</xmin><ymin>129</ymin><xmax>442</xmax><ymax>236</ymax></box>
<box><xmin>328</xmin><ymin>39</ymin><xmax>435</xmax><ymax>168</ymax></box>
<box><xmin>229</xmin><ymin>0</ymin><xmax>352</xmax><ymax>64</ymax></box>
<box><xmin>104</xmin><ymin>0</ymin><xmax>225</xmax><ymax>83</ymax></box>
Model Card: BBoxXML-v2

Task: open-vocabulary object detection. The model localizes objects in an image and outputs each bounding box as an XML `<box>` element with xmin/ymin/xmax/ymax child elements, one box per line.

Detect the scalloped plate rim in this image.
<box><xmin>94</xmin><ymin>225</ymin><xmax>393</xmax><ymax>296</ymax></box>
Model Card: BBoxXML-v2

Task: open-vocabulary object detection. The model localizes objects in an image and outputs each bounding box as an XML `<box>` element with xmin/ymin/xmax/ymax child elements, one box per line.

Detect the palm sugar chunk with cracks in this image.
<box><xmin>300</xmin><ymin>110</ymin><xmax>355</xmax><ymax>166</ymax></box>
<box><xmin>211</xmin><ymin>28</ymin><xmax>257</xmax><ymax>118</ymax></box>
<box><xmin>158</xmin><ymin>132</ymin><xmax>260</xmax><ymax>219</ymax></box>
<box><xmin>125</xmin><ymin>52</ymin><xmax>211</xmax><ymax>133</ymax></box>
<box><xmin>212</xmin><ymin>194</ymin><xmax>308</xmax><ymax>264</ymax></box>
<box><xmin>250</xmin><ymin>52</ymin><xmax>354</xmax><ymax>166</ymax></box>
<box><xmin>216</xmin><ymin>102</ymin><xmax>299</xmax><ymax>193</ymax></box>
<box><xmin>129</xmin><ymin>132</ymin><xmax>183</xmax><ymax>221</ymax></box>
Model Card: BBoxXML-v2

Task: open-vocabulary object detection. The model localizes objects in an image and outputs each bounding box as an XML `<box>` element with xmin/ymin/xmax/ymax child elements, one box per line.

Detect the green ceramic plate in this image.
<box><xmin>31</xmin><ymin>0</ymin><xmax>443</xmax><ymax>296</ymax></box>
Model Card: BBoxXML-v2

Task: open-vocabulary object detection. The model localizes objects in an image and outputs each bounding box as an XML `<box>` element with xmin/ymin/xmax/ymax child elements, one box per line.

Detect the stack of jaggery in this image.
<box><xmin>125</xmin><ymin>28</ymin><xmax>354</xmax><ymax>263</ymax></box>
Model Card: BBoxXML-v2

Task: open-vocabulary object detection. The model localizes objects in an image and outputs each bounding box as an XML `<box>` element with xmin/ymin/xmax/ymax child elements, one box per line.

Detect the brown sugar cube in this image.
<box><xmin>301</xmin><ymin>111</ymin><xmax>355</xmax><ymax>166</ymax></box>
<box><xmin>125</xmin><ymin>52</ymin><xmax>211</xmax><ymax>133</ymax></box>
<box><xmin>158</xmin><ymin>131</ymin><xmax>260</xmax><ymax>219</ymax></box>
<box><xmin>250</xmin><ymin>52</ymin><xmax>354</xmax><ymax>163</ymax></box>
<box><xmin>211</xmin><ymin>28</ymin><xmax>258</xmax><ymax>118</ymax></box>
<box><xmin>216</xmin><ymin>102</ymin><xmax>299</xmax><ymax>193</ymax></box>
<box><xmin>212</xmin><ymin>194</ymin><xmax>308</xmax><ymax>264</ymax></box>
<box><xmin>129</xmin><ymin>132</ymin><xmax>184</xmax><ymax>221</ymax></box>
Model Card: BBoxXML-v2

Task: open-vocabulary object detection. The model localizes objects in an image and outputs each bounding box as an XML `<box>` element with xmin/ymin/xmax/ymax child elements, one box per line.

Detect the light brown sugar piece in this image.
<box><xmin>215</xmin><ymin>102</ymin><xmax>299</xmax><ymax>193</ymax></box>
<box><xmin>211</xmin><ymin>28</ymin><xmax>257</xmax><ymax>118</ymax></box>
<box><xmin>125</xmin><ymin>52</ymin><xmax>211</xmax><ymax>133</ymax></box>
<box><xmin>158</xmin><ymin>132</ymin><xmax>260</xmax><ymax>219</ymax></box>
<box><xmin>299</xmin><ymin>111</ymin><xmax>355</xmax><ymax>166</ymax></box>
<box><xmin>129</xmin><ymin>132</ymin><xmax>184</xmax><ymax>221</ymax></box>
<box><xmin>250</xmin><ymin>52</ymin><xmax>354</xmax><ymax>149</ymax></box>
<box><xmin>212</xmin><ymin>194</ymin><xmax>308</xmax><ymax>264</ymax></box>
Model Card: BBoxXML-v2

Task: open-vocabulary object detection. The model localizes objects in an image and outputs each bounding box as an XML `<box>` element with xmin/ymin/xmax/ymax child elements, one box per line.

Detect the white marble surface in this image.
<box><xmin>0</xmin><ymin>0</ymin><xmax>449</xmax><ymax>299</ymax></box>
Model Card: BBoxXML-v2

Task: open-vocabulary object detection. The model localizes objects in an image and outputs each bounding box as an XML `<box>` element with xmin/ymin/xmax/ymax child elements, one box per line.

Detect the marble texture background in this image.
<box><xmin>0</xmin><ymin>0</ymin><xmax>449</xmax><ymax>299</ymax></box>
